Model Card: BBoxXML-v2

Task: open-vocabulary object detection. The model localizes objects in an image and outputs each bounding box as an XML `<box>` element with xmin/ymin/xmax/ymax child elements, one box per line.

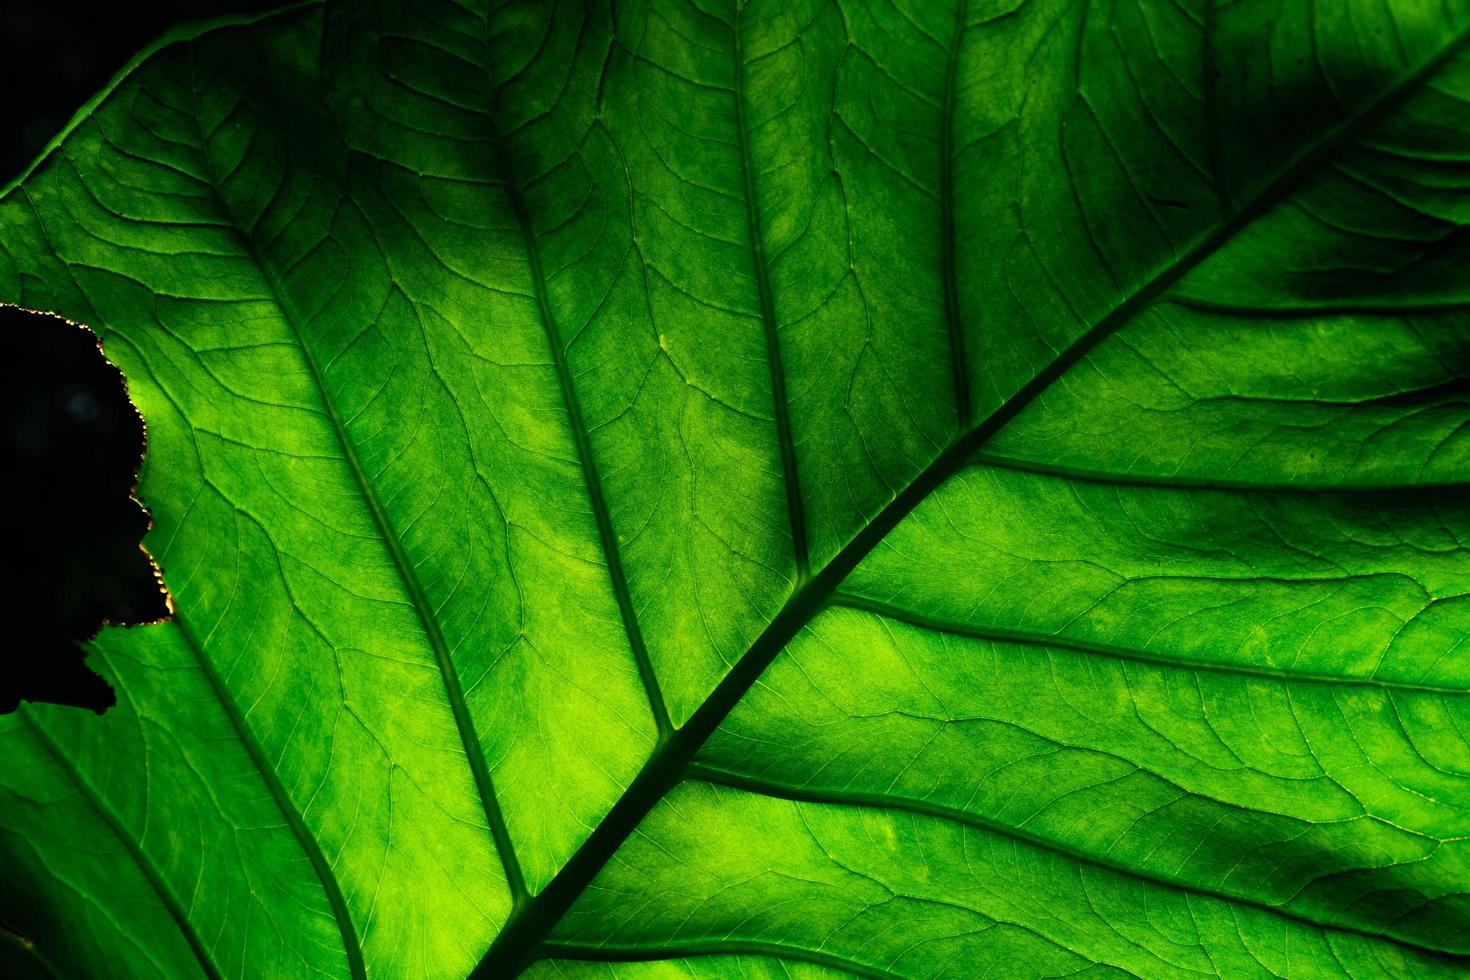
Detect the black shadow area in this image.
<box><xmin>1</xmin><ymin>306</ymin><xmax>168</xmax><ymax>712</ymax></box>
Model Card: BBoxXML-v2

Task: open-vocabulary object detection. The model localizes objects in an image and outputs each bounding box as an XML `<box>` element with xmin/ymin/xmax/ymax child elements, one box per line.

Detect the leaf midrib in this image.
<box><xmin>476</xmin><ymin>19</ymin><xmax>1470</xmax><ymax>975</ymax></box>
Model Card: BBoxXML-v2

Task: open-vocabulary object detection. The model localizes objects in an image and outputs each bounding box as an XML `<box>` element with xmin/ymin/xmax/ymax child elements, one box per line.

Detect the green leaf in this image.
<box><xmin>2</xmin><ymin>0</ymin><xmax>1469</xmax><ymax>976</ymax></box>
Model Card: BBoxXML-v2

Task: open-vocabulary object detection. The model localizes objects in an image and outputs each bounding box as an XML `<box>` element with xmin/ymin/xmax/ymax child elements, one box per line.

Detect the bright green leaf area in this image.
<box><xmin>3</xmin><ymin>0</ymin><xmax>1470</xmax><ymax>976</ymax></box>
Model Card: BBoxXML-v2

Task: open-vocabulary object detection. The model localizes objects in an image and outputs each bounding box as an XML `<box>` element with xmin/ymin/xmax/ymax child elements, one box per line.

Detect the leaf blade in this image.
<box><xmin>2</xmin><ymin>2</ymin><xmax>1469</xmax><ymax>977</ymax></box>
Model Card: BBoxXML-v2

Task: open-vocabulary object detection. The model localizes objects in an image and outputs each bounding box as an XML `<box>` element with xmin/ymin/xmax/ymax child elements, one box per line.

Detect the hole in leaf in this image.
<box><xmin>0</xmin><ymin>305</ymin><xmax>169</xmax><ymax>714</ymax></box>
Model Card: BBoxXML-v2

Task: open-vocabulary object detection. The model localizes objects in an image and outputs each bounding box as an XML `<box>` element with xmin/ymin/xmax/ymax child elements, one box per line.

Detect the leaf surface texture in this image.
<box><xmin>2</xmin><ymin>1</ymin><xmax>1470</xmax><ymax>977</ymax></box>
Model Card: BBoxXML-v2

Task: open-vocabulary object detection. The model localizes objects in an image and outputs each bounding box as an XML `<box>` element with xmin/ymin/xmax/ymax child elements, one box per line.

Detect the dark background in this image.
<box><xmin>1</xmin><ymin>0</ymin><xmax>276</xmax><ymax>711</ymax></box>
<box><xmin>0</xmin><ymin>0</ymin><xmax>277</xmax><ymax>180</ymax></box>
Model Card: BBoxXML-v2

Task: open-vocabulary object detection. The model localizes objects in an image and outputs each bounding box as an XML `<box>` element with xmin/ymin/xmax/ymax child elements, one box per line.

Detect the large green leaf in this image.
<box><xmin>3</xmin><ymin>0</ymin><xmax>1470</xmax><ymax>976</ymax></box>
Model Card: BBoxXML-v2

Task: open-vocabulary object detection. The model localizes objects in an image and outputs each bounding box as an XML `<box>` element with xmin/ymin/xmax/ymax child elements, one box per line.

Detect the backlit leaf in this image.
<box><xmin>2</xmin><ymin>1</ymin><xmax>1469</xmax><ymax>977</ymax></box>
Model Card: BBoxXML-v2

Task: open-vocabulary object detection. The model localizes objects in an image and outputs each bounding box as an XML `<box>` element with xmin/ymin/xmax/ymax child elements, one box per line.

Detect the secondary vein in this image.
<box><xmin>19</xmin><ymin>711</ymin><xmax>224</xmax><ymax>980</ymax></box>
<box><xmin>832</xmin><ymin>594</ymin><xmax>1470</xmax><ymax>695</ymax></box>
<box><xmin>971</xmin><ymin>450</ymin><xmax>1470</xmax><ymax>494</ymax></box>
<box><xmin>16</xmin><ymin>95</ymin><xmax>368</xmax><ymax>977</ymax></box>
<box><xmin>541</xmin><ymin>939</ymin><xmax>903</xmax><ymax>979</ymax></box>
<box><xmin>0</xmin><ymin>928</ymin><xmax>63</xmax><ymax>980</ymax></box>
<box><xmin>185</xmin><ymin>48</ymin><xmax>528</xmax><ymax>905</ymax></box>
<box><xmin>942</xmin><ymin>0</ymin><xmax>972</xmax><ymax>427</ymax></box>
<box><xmin>685</xmin><ymin>764</ymin><xmax>1470</xmax><ymax>960</ymax></box>
<box><xmin>1203</xmin><ymin>0</ymin><xmax>1230</xmax><ymax>210</ymax></box>
<box><xmin>733</xmin><ymin>0</ymin><xmax>811</xmax><ymax>581</ymax></box>
<box><xmin>260</xmin><ymin>243</ymin><xmax>527</xmax><ymax>902</ymax></box>
<box><xmin>480</xmin><ymin>23</ymin><xmax>673</xmax><ymax>742</ymax></box>
<box><xmin>170</xmin><ymin>613</ymin><xmax>368</xmax><ymax>979</ymax></box>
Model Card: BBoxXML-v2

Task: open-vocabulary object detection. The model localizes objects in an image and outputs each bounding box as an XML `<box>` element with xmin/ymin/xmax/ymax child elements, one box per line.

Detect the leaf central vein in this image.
<box><xmin>477</xmin><ymin>18</ymin><xmax>1470</xmax><ymax>973</ymax></box>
